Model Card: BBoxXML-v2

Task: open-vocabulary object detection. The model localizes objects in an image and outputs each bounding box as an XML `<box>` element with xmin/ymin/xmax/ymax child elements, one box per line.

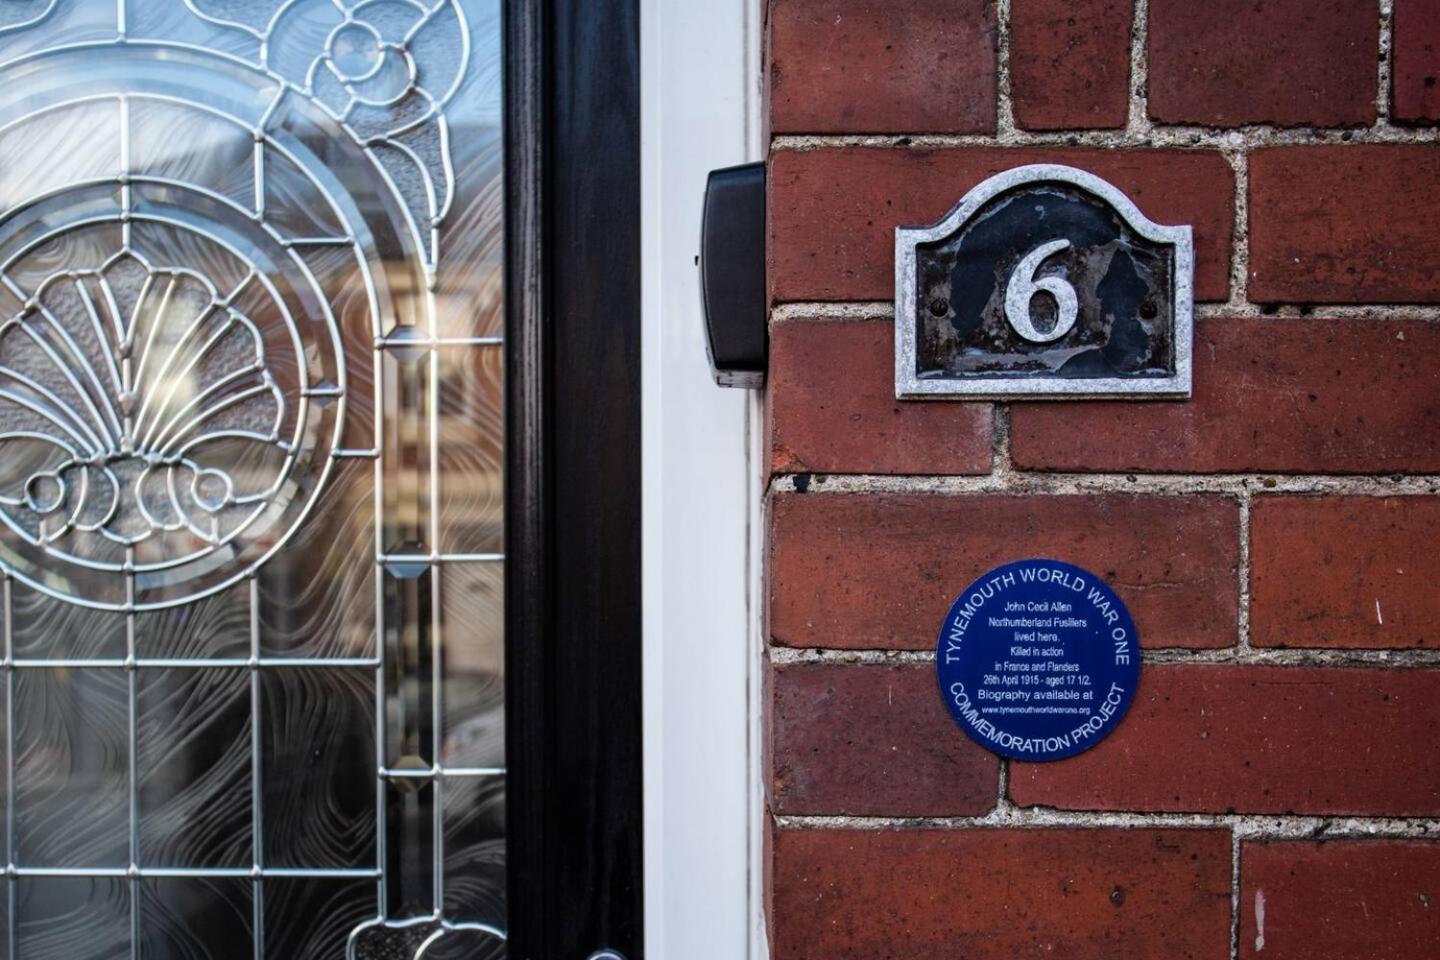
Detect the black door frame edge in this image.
<box><xmin>504</xmin><ymin>0</ymin><xmax>644</xmax><ymax>956</ymax></box>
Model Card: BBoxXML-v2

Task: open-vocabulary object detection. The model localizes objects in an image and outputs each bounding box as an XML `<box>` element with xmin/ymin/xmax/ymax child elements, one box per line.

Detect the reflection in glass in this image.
<box><xmin>440</xmin><ymin>348</ymin><xmax>503</xmax><ymax>557</ymax></box>
<box><xmin>0</xmin><ymin>0</ymin><xmax>506</xmax><ymax>955</ymax></box>
<box><xmin>137</xmin><ymin>669</ymin><xmax>252</xmax><ymax>869</ymax></box>
<box><xmin>261</xmin><ymin>668</ymin><xmax>377</xmax><ymax>871</ymax></box>
<box><xmin>15</xmin><ymin>670</ymin><xmax>129</xmax><ymax>868</ymax></box>
<box><xmin>139</xmin><ymin>877</ymin><xmax>252</xmax><ymax>960</ymax></box>
<box><xmin>441</xmin><ymin>563</ymin><xmax>503</xmax><ymax>771</ymax></box>
<box><xmin>17</xmin><ymin>878</ymin><xmax>130</xmax><ymax>960</ymax></box>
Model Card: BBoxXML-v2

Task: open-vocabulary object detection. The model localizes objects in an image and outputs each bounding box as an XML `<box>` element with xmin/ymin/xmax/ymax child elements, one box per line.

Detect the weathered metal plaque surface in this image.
<box><xmin>895</xmin><ymin>165</ymin><xmax>1193</xmax><ymax>399</ymax></box>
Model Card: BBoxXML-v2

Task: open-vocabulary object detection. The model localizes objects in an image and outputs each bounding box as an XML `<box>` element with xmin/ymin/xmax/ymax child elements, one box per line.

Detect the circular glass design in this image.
<box><xmin>328</xmin><ymin>22</ymin><xmax>385</xmax><ymax>81</ymax></box>
<box><xmin>0</xmin><ymin>173</ymin><xmax>345</xmax><ymax>610</ymax></box>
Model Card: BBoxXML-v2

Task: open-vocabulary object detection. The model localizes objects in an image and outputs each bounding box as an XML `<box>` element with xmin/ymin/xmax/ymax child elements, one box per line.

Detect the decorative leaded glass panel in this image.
<box><xmin>0</xmin><ymin>2</ymin><xmax>506</xmax><ymax>956</ymax></box>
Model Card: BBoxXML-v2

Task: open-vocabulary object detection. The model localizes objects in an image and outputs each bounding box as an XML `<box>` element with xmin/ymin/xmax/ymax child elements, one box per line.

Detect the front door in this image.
<box><xmin>0</xmin><ymin>1</ymin><xmax>641</xmax><ymax>957</ymax></box>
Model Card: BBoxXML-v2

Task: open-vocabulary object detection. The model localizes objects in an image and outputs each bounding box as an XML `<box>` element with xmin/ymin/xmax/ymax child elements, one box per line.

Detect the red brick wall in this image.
<box><xmin>762</xmin><ymin>2</ymin><xmax>1440</xmax><ymax>956</ymax></box>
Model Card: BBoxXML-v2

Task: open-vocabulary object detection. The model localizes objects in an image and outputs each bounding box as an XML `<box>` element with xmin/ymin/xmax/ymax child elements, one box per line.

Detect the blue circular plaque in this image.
<box><xmin>936</xmin><ymin>559</ymin><xmax>1140</xmax><ymax>761</ymax></box>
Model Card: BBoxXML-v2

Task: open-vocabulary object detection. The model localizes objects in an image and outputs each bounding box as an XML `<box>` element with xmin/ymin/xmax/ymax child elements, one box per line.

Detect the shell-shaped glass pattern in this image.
<box><xmin>0</xmin><ymin>249</ymin><xmax>328</xmax><ymax>606</ymax></box>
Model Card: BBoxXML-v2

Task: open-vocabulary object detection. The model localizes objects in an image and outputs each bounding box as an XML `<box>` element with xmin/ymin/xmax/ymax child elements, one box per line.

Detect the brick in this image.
<box><xmin>1147</xmin><ymin>0</ymin><xmax>1377</xmax><ymax>127</ymax></box>
<box><xmin>772</xmin><ymin>828</ymin><xmax>1232</xmax><ymax>960</ymax></box>
<box><xmin>1011</xmin><ymin>664</ymin><xmax>1440</xmax><ymax>816</ymax></box>
<box><xmin>1010</xmin><ymin>318</ymin><xmax>1440</xmax><ymax>474</ymax></box>
<box><xmin>1251</xmin><ymin>497</ymin><xmax>1440</xmax><ymax>650</ymax></box>
<box><xmin>768</xmin><ymin>148</ymin><xmax>1233</xmax><ymax>303</ymax></box>
<box><xmin>770</xmin><ymin>662</ymin><xmax>999</xmax><ymax>816</ymax></box>
<box><xmin>769</xmin><ymin>318</ymin><xmax>992</xmax><ymax>475</ymax></box>
<box><xmin>767</xmin><ymin>0</ymin><xmax>997</xmax><ymax>135</ymax></box>
<box><xmin>1010</xmin><ymin>0</ymin><xmax>1132</xmax><ymax>130</ymax></box>
<box><xmin>1239</xmin><ymin>841</ymin><xmax>1440</xmax><ymax>960</ymax></box>
<box><xmin>769</xmin><ymin>492</ymin><xmax>1238</xmax><ymax>650</ymax></box>
<box><xmin>1250</xmin><ymin>146</ymin><xmax>1440</xmax><ymax>303</ymax></box>
<box><xmin>1393</xmin><ymin>0</ymin><xmax>1440</xmax><ymax>122</ymax></box>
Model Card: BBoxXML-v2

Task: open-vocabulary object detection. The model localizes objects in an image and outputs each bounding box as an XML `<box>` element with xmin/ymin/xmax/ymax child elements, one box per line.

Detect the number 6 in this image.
<box><xmin>1004</xmin><ymin>238</ymin><xmax>1078</xmax><ymax>343</ymax></box>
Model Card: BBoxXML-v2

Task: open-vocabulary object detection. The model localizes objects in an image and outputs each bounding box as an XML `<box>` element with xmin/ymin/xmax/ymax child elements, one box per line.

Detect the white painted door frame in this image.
<box><xmin>641</xmin><ymin>0</ymin><xmax>765</xmax><ymax>956</ymax></box>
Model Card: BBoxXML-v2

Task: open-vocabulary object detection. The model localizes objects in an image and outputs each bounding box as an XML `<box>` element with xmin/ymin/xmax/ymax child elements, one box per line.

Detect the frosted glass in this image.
<box><xmin>0</xmin><ymin>1</ymin><xmax>507</xmax><ymax>955</ymax></box>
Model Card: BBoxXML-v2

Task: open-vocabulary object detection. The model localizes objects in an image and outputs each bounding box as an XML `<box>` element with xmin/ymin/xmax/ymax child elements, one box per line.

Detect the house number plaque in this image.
<box><xmin>895</xmin><ymin>165</ymin><xmax>1193</xmax><ymax>399</ymax></box>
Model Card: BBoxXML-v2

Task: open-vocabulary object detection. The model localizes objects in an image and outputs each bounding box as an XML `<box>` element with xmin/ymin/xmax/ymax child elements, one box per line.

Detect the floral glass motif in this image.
<box><xmin>0</xmin><ymin>2</ymin><xmax>505</xmax><ymax>958</ymax></box>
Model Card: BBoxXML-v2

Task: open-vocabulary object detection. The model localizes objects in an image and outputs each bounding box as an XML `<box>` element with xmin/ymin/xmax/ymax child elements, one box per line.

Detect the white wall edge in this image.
<box><xmin>641</xmin><ymin>0</ymin><xmax>763</xmax><ymax>956</ymax></box>
<box><xmin>741</xmin><ymin>1</ymin><xmax>770</xmax><ymax>952</ymax></box>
